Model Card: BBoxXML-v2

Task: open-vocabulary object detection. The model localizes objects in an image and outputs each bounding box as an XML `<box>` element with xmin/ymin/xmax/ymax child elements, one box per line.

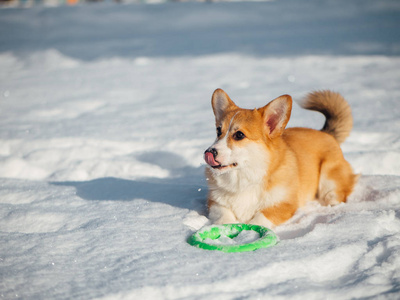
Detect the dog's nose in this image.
<box><xmin>205</xmin><ymin>148</ymin><xmax>218</xmax><ymax>158</ymax></box>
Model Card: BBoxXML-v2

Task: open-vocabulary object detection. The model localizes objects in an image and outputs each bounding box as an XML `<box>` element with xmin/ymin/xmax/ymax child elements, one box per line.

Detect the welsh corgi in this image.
<box><xmin>204</xmin><ymin>89</ymin><xmax>357</xmax><ymax>227</ymax></box>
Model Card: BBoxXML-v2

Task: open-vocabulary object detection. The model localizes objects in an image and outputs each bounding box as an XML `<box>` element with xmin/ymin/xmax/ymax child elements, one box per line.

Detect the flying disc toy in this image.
<box><xmin>187</xmin><ymin>223</ymin><xmax>278</xmax><ymax>253</ymax></box>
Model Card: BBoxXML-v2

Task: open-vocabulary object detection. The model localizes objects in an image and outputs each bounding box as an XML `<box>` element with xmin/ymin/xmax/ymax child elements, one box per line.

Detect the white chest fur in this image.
<box><xmin>208</xmin><ymin>168</ymin><xmax>287</xmax><ymax>223</ymax></box>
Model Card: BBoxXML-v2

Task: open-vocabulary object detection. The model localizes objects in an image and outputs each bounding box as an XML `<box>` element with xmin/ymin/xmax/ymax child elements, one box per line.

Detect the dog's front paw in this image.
<box><xmin>249</xmin><ymin>212</ymin><xmax>275</xmax><ymax>228</ymax></box>
<box><xmin>213</xmin><ymin>217</ymin><xmax>240</xmax><ymax>225</ymax></box>
<box><xmin>209</xmin><ymin>204</ymin><xmax>238</xmax><ymax>225</ymax></box>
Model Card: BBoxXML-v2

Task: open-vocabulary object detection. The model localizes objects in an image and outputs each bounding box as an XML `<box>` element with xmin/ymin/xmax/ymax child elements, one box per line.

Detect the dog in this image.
<box><xmin>204</xmin><ymin>88</ymin><xmax>357</xmax><ymax>227</ymax></box>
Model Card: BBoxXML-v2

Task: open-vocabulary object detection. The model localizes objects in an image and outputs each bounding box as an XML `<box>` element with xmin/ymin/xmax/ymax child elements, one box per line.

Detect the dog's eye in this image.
<box><xmin>216</xmin><ymin>126</ymin><xmax>222</xmax><ymax>137</ymax></box>
<box><xmin>233</xmin><ymin>131</ymin><xmax>245</xmax><ymax>141</ymax></box>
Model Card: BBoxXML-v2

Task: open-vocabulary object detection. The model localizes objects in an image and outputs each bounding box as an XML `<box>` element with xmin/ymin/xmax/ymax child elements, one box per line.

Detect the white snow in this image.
<box><xmin>1</xmin><ymin>1</ymin><xmax>400</xmax><ymax>299</ymax></box>
<box><xmin>204</xmin><ymin>229</ymin><xmax>261</xmax><ymax>245</ymax></box>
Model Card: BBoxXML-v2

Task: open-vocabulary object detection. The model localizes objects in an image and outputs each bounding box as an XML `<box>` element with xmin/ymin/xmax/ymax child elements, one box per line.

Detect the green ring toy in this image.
<box><xmin>187</xmin><ymin>223</ymin><xmax>278</xmax><ymax>253</ymax></box>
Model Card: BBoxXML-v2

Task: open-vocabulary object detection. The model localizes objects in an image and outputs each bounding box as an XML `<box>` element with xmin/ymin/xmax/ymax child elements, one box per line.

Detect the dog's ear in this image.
<box><xmin>260</xmin><ymin>95</ymin><xmax>292</xmax><ymax>139</ymax></box>
<box><xmin>211</xmin><ymin>89</ymin><xmax>237</xmax><ymax>123</ymax></box>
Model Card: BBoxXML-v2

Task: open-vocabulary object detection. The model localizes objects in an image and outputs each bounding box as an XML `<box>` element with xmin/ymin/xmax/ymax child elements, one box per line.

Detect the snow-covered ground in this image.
<box><xmin>1</xmin><ymin>1</ymin><xmax>400</xmax><ymax>299</ymax></box>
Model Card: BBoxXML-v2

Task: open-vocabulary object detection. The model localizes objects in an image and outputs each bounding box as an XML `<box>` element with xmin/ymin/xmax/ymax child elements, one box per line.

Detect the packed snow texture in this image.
<box><xmin>204</xmin><ymin>229</ymin><xmax>261</xmax><ymax>245</ymax></box>
<box><xmin>1</xmin><ymin>0</ymin><xmax>400</xmax><ymax>299</ymax></box>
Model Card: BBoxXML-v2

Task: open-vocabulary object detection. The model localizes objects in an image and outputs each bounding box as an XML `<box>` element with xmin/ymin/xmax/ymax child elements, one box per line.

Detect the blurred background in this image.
<box><xmin>3</xmin><ymin>0</ymin><xmax>229</xmax><ymax>7</ymax></box>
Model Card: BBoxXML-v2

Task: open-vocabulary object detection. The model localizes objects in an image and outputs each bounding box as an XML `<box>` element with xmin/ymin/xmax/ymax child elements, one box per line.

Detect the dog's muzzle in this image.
<box><xmin>204</xmin><ymin>148</ymin><xmax>220</xmax><ymax>167</ymax></box>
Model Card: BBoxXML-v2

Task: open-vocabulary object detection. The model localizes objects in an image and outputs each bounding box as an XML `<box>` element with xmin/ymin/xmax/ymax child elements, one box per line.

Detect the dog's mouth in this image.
<box><xmin>204</xmin><ymin>152</ymin><xmax>237</xmax><ymax>170</ymax></box>
<box><xmin>211</xmin><ymin>162</ymin><xmax>238</xmax><ymax>170</ymax></box>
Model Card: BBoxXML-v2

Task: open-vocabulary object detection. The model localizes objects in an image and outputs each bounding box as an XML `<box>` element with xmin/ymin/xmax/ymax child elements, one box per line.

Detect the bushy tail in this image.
<box><xmin>300</xmin><ymin>90</ymin><xmax>353</xmax><ymax>144</ymax></box>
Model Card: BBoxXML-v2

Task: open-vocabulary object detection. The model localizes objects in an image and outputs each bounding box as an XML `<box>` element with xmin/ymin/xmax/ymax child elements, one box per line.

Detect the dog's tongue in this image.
<box><xmin>204</xmin><ymin>152</ymin><xmax>220</xmax><ymax>167</ymax></box>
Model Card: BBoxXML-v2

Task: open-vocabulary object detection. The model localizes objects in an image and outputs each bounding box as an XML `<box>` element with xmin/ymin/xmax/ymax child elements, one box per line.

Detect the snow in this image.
<box><xmin>1</xmin><ymin>0</ymin><xmax>400</xmax><ymax>299</ymax></box>
<box><xmin>204</xmin><ymin>229</ymin><xmax>261</xmax><ymax>245</ymax></box>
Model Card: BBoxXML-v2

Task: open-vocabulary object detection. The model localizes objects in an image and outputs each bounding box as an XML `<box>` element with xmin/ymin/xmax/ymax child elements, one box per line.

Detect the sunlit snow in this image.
<box><xmin>1</xmin><ymin>1</ymin><xmax>400</xmax><ymax>299</ymax></box>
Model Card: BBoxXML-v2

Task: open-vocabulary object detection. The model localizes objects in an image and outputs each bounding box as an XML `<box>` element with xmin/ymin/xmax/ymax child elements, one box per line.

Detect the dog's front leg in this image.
<box><xmin>208</xmin><ymin>203</ymin><xmax>238</xmax><ymax>224</ymax></box>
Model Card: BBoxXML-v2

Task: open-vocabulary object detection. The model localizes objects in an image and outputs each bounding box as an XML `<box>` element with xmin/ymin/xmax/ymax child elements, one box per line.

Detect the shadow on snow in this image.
<box><xmin>52</xmin><ymin>151</ymin><xmax>208</xmax><ymax>214</ymax></box>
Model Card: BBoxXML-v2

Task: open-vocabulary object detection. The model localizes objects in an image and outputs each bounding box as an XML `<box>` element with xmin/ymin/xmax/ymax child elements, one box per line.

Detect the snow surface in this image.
<box><xmin>206</xmin><ymin>230</ymin><xmax>261</xmax><ymax>245</ymax></box>
<box><xmin>1</xmin><ymin>0</ymin><xmax>400</xmax><ymax>299</ymax></box>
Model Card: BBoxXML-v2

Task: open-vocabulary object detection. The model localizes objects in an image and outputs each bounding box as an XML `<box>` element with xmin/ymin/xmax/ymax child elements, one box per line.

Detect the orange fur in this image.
<box><xmin>262</xmin><ymin>201</ymin><xmax>298</xmax><ymax>225</ymax></box>
<box><xmin>205</xmin><ymin>89</ymin><xmax>357</xmax><ymax>227</ymax></box>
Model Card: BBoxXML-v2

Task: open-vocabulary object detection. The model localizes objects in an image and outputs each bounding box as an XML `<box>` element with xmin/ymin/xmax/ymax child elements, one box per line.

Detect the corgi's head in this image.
<box><xmin>204</xmin><ymin>89</ymin><xmax>292</xmax><ymax>177</ymax></box>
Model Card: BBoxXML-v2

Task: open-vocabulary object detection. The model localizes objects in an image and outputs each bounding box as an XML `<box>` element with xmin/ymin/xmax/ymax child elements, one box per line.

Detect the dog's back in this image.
<box><xmin>263</xmin><ymin>90</ymin><xmax>358</xmax><ymax>223</ymax></box>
